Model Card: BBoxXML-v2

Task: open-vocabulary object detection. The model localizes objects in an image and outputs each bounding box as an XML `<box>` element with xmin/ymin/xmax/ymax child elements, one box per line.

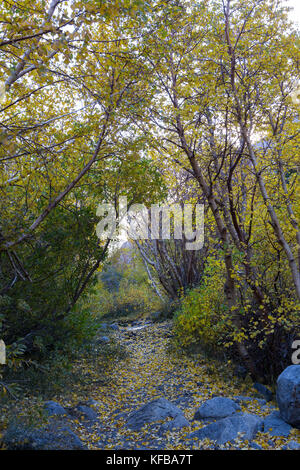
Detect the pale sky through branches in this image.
<box><xmin>286</xmin><ymin>0</ymin><xmax>300</xmax><ymax>26</ymax></box>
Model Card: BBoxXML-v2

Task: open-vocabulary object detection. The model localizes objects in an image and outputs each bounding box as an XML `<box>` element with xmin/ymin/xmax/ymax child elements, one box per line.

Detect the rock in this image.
<box><xmin>282</xmin><ymin>440</ymin><xmax>300</xmax><ymax>450</ymax></box>
<box><xmin>174</xmin><ymin>393</ymin><xmax>193</xmax><ymax>407</ymax></box>
<box><xmin>194</xmin><ymin>397</ymin><xmax>240</xmax><ymax>421</ymax></box>
<box><xmin>263</xmin><ymin>411</ymin><xmax>292</xmax><ymax>437</ymax></box>
<box><xmin>253</xmin><ymin>383</ymin><xmax>273</xmax><ymax>402</ymax></box>
<box><xmin>85</xmin><ymin>399</ymin><xmax>101</xmax><ymax>407</ymax></box>
<box><xmin>249</xmin><ymin>442</ymin><xmax>263</xmax><ymax>450</ymax></box>
<box><xmin>234</xmin><ymin>396</ymin><xmax>266</xmax><ymax>406</ymax></box>
<box><xmin>114</xmin><ymin>412</ymin><xmax>128</xmax><ymax>421</ymax></box>
<box><xmin>110</xmin><ymin>323</ymin><xmax>119</xmax><ymax>331</ymax></box>
<box><xmin>160</xmin><ymin>414</ymin><xmax>190</xmax><ymax>433</ymax></box>
<box><xmin>234</xmin><ymin>365</ymin><xmax>248</xmax><ymax>380</ymax></box>
<box><xmin>74</xmin><ymin>404</ymin><xmax>98</xmax><ymax>421</ymax></box>
<box><xmin>188</xmin><ymin>413</ymin><xmax>263</xmax><ymax>445</ymax></box>
<box><xmin>276</xmin><ymin>365</ymin><xmax>300</xmax><ymax>428</ymax></box>
<box><xmin>44</xmin><ymin>401</ymin><xmax>67</xmax><ymax>416</ymax></box>
<box><xmin>96</xmin><ymin>335</ymin><xmax>110</xmax><ymax>344</ymax></box>
<box><xmin>126</xmin><ymin>397</ymin><xmax>184</xmax><ymax>431</ymax></box>
<box><xmin>2</xmin><ymin>423</ymin><xmax>86</xmax><ymax>450</ymax></box>
<box><xmin>151</xmin><ymin>312</ymin><xmax>161</xmax><ymax>321</ymax></box>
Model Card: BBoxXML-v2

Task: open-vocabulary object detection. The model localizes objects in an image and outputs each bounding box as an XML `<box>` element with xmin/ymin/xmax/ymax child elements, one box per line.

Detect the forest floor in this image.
<box><xmin>1</xmin><ymin>320</ymin><xmax>300</xmax><ymax>450</ymax></box>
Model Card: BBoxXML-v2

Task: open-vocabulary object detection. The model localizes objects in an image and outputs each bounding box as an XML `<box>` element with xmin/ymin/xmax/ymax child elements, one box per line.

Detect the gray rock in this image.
<box><xmin>249</xmin><ymin>442</ymin><xmax>263</xmax><ymax>450</ymax></box>
<box><xmin>3</xmin><ymin>423</ymin><xmax>86</xmax><ymax>450</ymax></box>
<box><xmin>234</xmin><ymin>396</ymin><xmax>266</xmax><ymax>406</ymax></box>
<box><xmin>264</xmin><ymin>411</ymin><xmax>292</xmax><ymax>437</ymax></box>
<box><xmin>282</xmin><ymin>440</ymin><xmax>300</xmax><ymax>450</ymax></box>
<box><xmin>188</xmin><ymin>413</ymin><xmax>263</xmax><ymax>445</ymax></box>
<box><xmin>234</xmin><ymin>365</ymin><xmax>248</xmax><ymax>380</ymax></box>
<box><xmin>277</xmin><ymin>365</ymin><xmax>300</xmax><ymax>428</ymax></box>
<box><xmin>85</xmin><ymin>399</ymin><xmax>101</xmax><ymax>407</ymax></box>
<box><xmin>174</xmin><ymin>394</ymin><xmax>193</xmax><ymax>407</ymax></box>
<box><xmin>114</xmin><ymin>412</ymin><xmax>128</xmax><ymax>421</ymax></box>
<box><xmin>126</xmin><ymin>397</ymin><xmax>184</xmax><ymax>431</ymax></box>
<box><xmin>97</xmin><ymin>335</ymin><xmax>110</xmax><ymax>344</ymax></box>
<box><xmin>160</xmin><ymin>414</ymin><xmax>190</xmax><ymax>433</ymax></box>
<box><xmin>253</xmin><ymin>383</ymin><xmax>273</xmax><ymax>402</ymax></box>
<box><xmin>44</xmin><ymin>401</ymin><xmax>67</xmax><ymax>416</ymax></box>
<box><xmin>75</xmin><ymin>404</ymin><xmax>98</xmax><ymax>421</ymax></box>
<box><xmin>194</xmin><ymin>397</ymin><xmax>240</xmax><ymax>421</ymax></box>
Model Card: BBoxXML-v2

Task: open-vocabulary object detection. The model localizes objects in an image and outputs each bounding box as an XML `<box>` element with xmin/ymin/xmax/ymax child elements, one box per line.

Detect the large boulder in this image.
<box><xmin>276</xmin><ymin>365</ymin><xmax>300</xmax><ymax>428</ymax></box>
<box><xmin>263</xmin><ymin>411</ymin><xmax>292</xmax><ymax>437</ymax></box>
<box><xmin>126</xmin><ymin>397</ymin><xmax>184</xmax><ymax>431</ymax></box>
<box><xmin>2</xmin><ymin>423</ymin><xmax>86</xmax><ymax>450</ymax></box>
<box><xmin>194</xmin><ymin>397</ymin><xmax>240</xmax><ymax>421</ymax></box>
<box><xmin>188</xmin><ymin>413</ymin><xmax>263</xmax><ymax>445</ymax></box>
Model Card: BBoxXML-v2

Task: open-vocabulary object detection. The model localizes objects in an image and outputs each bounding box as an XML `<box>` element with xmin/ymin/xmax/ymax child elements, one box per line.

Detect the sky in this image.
<box><xmin>287</xmin><ymin>0</ymin><xmax>300</xmax><ymax>26</ymax></box>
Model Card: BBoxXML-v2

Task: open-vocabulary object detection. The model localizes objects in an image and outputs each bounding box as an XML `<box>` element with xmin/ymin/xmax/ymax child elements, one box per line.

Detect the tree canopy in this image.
<box><xmin>0</xmin><ymin>0</ymin><xmax>299</xmax><ymax>384</ymax></box>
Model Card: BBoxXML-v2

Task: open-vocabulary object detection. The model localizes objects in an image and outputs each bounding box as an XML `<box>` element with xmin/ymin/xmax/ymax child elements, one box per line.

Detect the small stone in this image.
<box><xmin>249</xmin><ymin>442</ymin><xmax>263</xmax><ymax>450</ymax></box>
<box><xmin>97</xmin><ymin>336</ymin><xmax>110</xmax><ymax>344</ymax></box>
<box><xmin>282</xmin><ymin>440</ymin><xmax>300</xmax><ymax>450</ymax></box>
<box><xmin>75</xmin><ymin>405</ymin><xmax>98</xmax><ymax>421</ymax></box>
<box><xmin>160</xmin><ymin>414</ymin><xmax>190</xmax><ymax>433</ymax></box>
<box><xmin>44</xmin><ymin>401</ymin><xmax>67</xmax><ymax>416</ymax></box>
<box><xmin>234</xmin><ymin>396</ymin><xmax>266</xmax><ymax>406</ymax></box>
<box><xmin>85</xmin><ymin>399</ymin><xmax>101</xmax><ymax>407</ymax></box>
<box><xmin>253</xmin><ymin>383</ymin><xmax>273</xmax><ymax>402</ymax></box>
<box><xmin>234</xmin><ymin>365</ymin><xmax>248</xmax><ymax>380</ymax></box>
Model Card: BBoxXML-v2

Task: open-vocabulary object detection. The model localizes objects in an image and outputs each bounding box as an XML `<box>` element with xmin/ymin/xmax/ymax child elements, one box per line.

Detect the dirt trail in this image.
<box><xmin>69</xmin><ymin>321</ymin><xmax>297</xmax><ymax>450</ymax></box>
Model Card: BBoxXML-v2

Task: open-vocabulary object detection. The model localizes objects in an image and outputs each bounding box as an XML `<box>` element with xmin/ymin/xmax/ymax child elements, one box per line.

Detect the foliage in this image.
<box><xmin>133</xmin><ymin>0</ymin><xmax>300</xmax><ymax>381</ymax></box>
<box><xmin>174</xmin><ymin>255</ymin><xmax>230</xmax><ymax>352</ymax></box>
<box><xmin>88</xmin><ymin>247</ymin><xmax>164</xmax><ymax>321</ymax></box>
<box><xmin>0</xmin><ymin>0</ymin><xmax>299</xmax><ymax>388</ymax></box>
<box><xmin>174</xmin><ymin>247</ymin><xmax>300</xmax><ymax>382</ymax></box>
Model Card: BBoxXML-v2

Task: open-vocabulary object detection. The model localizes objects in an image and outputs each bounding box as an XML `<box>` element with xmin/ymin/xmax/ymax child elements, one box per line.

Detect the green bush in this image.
<box><xmin>173</xmin><ymin>255</ymin><xmax>230</xmax><ymax>354</ymax></box>
<box><xmin>0</xmin><ymin>203</ymin><xmax>104</xmax><ymax>391</ymax></box>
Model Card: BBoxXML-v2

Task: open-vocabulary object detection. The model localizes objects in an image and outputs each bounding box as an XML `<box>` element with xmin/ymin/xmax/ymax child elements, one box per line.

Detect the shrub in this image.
<box><xmin>173</xmin><ymin>256</ymin><xmax>230</xmax><ymax>355</ymax></box>
<box><xmin>89</xmin><ymin>278</ymin><xmax>163</xmax><ymax>321</ymax></box>
<box><xmin>173</xmin><ymin>247</ymin><xmax>300</xmax><ymax>383</ymax></box>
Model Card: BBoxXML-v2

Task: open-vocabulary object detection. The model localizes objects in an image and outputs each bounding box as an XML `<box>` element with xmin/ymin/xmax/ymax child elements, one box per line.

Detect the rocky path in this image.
<box><xmin>69</xmin><ymin>321</ymin><xmax>300</xmax><ymax>450</ymax></box>
<box><xmin>2</xmin><ymin>321</ymin><xmax>300</xmax><ymax>450</ymax></box>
